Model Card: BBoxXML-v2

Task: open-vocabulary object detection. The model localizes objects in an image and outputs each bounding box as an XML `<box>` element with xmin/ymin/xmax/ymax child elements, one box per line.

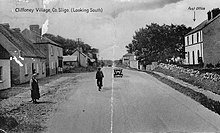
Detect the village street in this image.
<box><xmin>45</xmin><ymin>67</ymin><xmax>220</xmax><ymax>133</ymax></box>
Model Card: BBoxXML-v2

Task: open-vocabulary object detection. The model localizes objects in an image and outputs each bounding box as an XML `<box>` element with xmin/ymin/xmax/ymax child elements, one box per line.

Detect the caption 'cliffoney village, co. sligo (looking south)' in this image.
<box><xmin>14</xmin><ymin>7</ymin><xmax>103</xmax><ymax>13</ymax></box>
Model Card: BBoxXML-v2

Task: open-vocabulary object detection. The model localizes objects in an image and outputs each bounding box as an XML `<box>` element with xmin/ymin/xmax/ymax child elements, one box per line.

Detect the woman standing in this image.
<box><xmin>30</xmin><ymin>73</ymin><xmax>40</xmax><ymax>103</ymax></box>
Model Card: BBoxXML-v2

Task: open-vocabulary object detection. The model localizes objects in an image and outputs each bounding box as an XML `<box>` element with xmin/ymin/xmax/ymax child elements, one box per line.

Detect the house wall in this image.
<box><xmin>122</xmin><ymin>57</ymin><xmax>130</xmax><ymax>66</ymax></box>
<box><xmin>48</xmin><ymin>44</ymin><xmax>63</xmax><ymax>75</ymax></box>
<box><xmin>22</xmin><ymin>28</ymin><xmax>63</xmax><ymax>76</ymax></box>
<box><xmin>48</xmin><ymin>44</ymin><xmax>57</xmax><ymax>75</ymax></box>
<box><xmin>122</xmin><ymin>55</ymin><xmax>136</xmax><ymax>67</ymax></box>
<box><xmin>0</xmin><ymin>59</ymin><xmax>11</xmax><ymax>90</ymax></box>
<box><xmin>72</xmin><ymin>50</ymin><xmax>88</xmax><ymax>67</ymax></box>
<box><xmin>130</xmin><ymin>60</ymin><xmax>138</xmax><ymax>69</ymax></box>
<box><xmin>19</xmin><ymin>58</ymin><xmax>46</xmax><ymax>84</ymax></box>
<box><xmin>203</xmin><ymin>17</ymin><xmax>220</xmax><ymax>65</ymax></box>
<box><xmin>11</xmin><ymin>57</ymin><xmax>46</xmax><ymax>84</ymax></box>
<box><xmin>185</xmin><ymin>43</ymin><xmax>203</xmax><ymax>65</ymax></box>
<box><xmin>184</xmin><ymin>30</ymin><xmax>203</xmax><ymax>65</ymax></box>
<box><xmin>10</xmin><ymin>59</ymin><xmax>20</xmax><ymax>84</ymax></box>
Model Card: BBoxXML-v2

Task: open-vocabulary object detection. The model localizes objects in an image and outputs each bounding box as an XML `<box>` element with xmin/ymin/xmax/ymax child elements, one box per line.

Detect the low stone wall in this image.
<box><xmin>159</xmin><ymin>63</ymin><xmax>220</xmax><ymax>82</ymax></box>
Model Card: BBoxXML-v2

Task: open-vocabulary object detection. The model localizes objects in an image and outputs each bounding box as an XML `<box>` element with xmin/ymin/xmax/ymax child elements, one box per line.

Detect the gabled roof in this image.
<box><xmin>186</xmin><ymin>13</ymin><xmax>220</xmax><ymax>36</ymax></box>
<box><xmin>35</xmin><ymin>36</ymin><xmax>63</xmax><ymax>48</ymax></box>
<box><xmin>72</xmin><ymin>48</ymin><xmax>90</xmax><ymax>59</ymax></box>
<box><xmin>63</xmin><ymin>55</ymin><xmax>77</xmax><ymax>62</ymax></box>
<box><xmin>0</xmin><ymin>24</ymin><xmax>46</xmax><ymax>59</ymax></box>
<box><xmin>22</xmin><ymin>28</ymin><xmax>63</xmax><ymax>48</ymax></box>
<box><xmin>0</xmin><ymin>45</ymin><xmax>11</xmax><ymax>59</ymax></box>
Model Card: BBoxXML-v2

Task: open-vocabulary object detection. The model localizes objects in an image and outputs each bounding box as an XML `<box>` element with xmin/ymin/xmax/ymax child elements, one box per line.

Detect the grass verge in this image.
<box><xmin>145</xmin><ymin>70</ymin><xmax>220</xmax><ymax>115</ymax></box>
<box><xmin>154</xmin><ymin>67</ymin><xmax>220</xmax><ymax>95</ymax></box>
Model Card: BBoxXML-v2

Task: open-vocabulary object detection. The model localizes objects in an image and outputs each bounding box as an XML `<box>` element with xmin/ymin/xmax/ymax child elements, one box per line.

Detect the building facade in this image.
<box><xmin>0</xmin><ymin>24</ymin><xmax>46</xmax><ymax>85</ymax></box>
<box><xmin>72</xmin><ymin>48</ymin><xmax>89</xmax><ymax>67</ymax></box>
<box><xmin>185</xmin><ymin>8</ymin><xmax>220</xmax><ymax>66</ymax></box>
<box><xmin>22</xmin><ymin>25</ymin><xmax>63</xmax><ymax>76</ymax></box>
<box><xmin>0</xmin><ymin>45</ymin><xmax>11</xmax><ymax>90</ymax></box>
<box><xmin>122</xmin><ymin>53</ymin><xmax>138</xmax><ymax>69</ymax></box>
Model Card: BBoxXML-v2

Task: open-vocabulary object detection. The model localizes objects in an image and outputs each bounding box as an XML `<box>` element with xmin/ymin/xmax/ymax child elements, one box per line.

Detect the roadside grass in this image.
<box><xmin>145</xmin><ymin>70</ymin><xmax>220</xmax><ymax>115</ymax></box>
<box><xmin>154</xmin><ymin>67</ymin><xmax>220</xmax><ymax>95</ymax></box>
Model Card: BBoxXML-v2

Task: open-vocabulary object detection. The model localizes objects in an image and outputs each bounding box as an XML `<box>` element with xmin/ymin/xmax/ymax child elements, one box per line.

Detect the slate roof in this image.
<box><xmin>186</xmin><ymin>13</ymin><xmax>220</xmax><ymax>36</ymax></box>
<box><xmin>72</xmin><ymin>48</ymin><xmax>91</xmax><ymax>59</ymax></box>
<box><xmin>0</xmin><ymin>24</ymin><xmax>46</xmax><ymax>59</ymax></box>
<box><xmin>22</xmin><ymin>28</ymin><xmax>62</xmax><ymax>48</ymax></box>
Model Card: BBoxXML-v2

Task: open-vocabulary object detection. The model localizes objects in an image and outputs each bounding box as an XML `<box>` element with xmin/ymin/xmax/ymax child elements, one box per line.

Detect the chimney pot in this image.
<box><xmin>207</xmin><ymin>11</ymin><xmax>212</xmax><ymax>20</ymax></box>
<box><xmin>12</xmin><ymin>28</ymin><xmax>21</xmax><ymax>33</ymax></box>
<box><xmin>211</xmin><ymin>8</ymin><xmax>220</xmax><ymax>19</ymax></box>
<box><xmin>29</xmin><ymin>25</ymin><xmax>40</xmax><ymax>35</ymax></box>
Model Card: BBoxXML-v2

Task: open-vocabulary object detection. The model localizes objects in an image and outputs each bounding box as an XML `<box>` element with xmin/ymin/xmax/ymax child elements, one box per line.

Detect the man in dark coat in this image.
<box><xmin>30</xmin><ymin>73</ymin><xmax>40</xmax><ymax>103</ymax></box>
<box><xmin>96</xmin><ymin>67</ymin><xmax>104</xmax><ymax>91</ymax></box>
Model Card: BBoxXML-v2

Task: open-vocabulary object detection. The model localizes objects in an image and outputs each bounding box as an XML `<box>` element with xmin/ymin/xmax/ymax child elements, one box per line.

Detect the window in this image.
<box><xmin>0</xmin><ymin>66</ymin><xmax>2</xmax><ymax>81</ymax></box>
<box><xmin>50</xmin><ymin>46</ymin><xmax>54</xmax><ymax>56</ymax></box>
<box><xmin>187</xmin><ymin>36</ymin><xmax>189</xmax><ymax>45</ymax></box>
<box><xmin>197</xmin><ymin>32</ymin><xmax>199</xmax><ymax>43</ymax></box>
<box><xmin>200</xmin><ymin>31</ymin><xmax>203</xmax><ymax>41</ymax></box>
<box><xmin>24</xmin><ymin>64</ymin><xmax>28</xmax><ymax>75</ymax></box>
<box><xmin>51</xmin><ymin>62</ymin><xmax>54</xmax><ymax>69</ymax></box>
<box><xmin>188</xmin><ymin>52</ymin><xmax>190</xmax><ymax>64</ymax></box>
<box><xmin>192</xmin><ymin>51</ymin><xmax>195</xmax><ymax>65</ymax></box>
<box><xmin>57</xmin><ymin>48</ymin><xmax>60</xmax><ymax>56</ymax></box>
<box><xmin>192</xmin><ymin>34</ymin><xmax>194</xmax><ymax>44</ymax></box>
<box><xmin>42</xmin><ymin>62</ymin><xmax>45</xmax><ymax>74</ymax></box>
<box><xmin>32</xmin><ymin>63</ymin><xmax>35</xmax><ymax>74</ymax></box>
<box><xmin>36</xmin><ymin>63</ymin><xmax>39</xmax><ymax>74</ymax></box>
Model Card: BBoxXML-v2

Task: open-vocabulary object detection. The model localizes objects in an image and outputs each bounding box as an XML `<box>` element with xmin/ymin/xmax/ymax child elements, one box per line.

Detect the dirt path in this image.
<box><xmin>0</xmin><ymin>73</ymin><xmax>81</xmax><ymax>133</ymax></box>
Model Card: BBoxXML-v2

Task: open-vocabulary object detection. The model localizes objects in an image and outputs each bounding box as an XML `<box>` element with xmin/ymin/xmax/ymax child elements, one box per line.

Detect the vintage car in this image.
<box><xmin>114</xmin><ymin>68</ymin><xmax>123</xmax><ymax>78</ymax></box>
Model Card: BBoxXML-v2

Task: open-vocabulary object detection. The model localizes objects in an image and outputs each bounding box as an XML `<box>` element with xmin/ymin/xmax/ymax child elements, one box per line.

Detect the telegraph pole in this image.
<box><xmin>77</xmin><ymin>38</ymin><xmax>81</xmax><ymax>67</ymax></box>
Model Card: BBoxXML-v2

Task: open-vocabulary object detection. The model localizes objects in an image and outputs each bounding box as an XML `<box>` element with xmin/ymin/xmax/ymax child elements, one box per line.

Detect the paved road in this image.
<box><xmin>46</xmin><ymin>67</ymin><xmax>220</xmax><ymax>133</ymax></box>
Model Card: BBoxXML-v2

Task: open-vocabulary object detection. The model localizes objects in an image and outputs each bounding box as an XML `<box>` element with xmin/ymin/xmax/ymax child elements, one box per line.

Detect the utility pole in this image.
<box><xmin>76</xmin><ymin>38</ymin><xmax>81</xmax><ymax>67</ymax></box>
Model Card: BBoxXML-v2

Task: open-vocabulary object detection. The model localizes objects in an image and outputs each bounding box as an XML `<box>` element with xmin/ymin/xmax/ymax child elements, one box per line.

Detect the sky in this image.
<box><xmin>0</xmin><ymin>0</ymin><xmax>220</xmax><ymax>60</ymax></box>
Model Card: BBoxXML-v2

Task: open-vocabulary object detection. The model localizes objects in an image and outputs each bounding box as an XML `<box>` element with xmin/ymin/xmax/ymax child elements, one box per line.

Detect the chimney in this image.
<box><xmin>211</xmin><ymin>8</ymin><xmax>220</xmax><ymax>19</ymax></box>
<box><xmin>29</xmin><ymin>25</ymin><xmax>41</xmax><ymax>35</ymax></box>
<box><xmin>207</xmin><ymin>11</ymin><xmax>212</xmax><ymax>20</ymax></box>
<box><xmin>12</xmin><ymin>28</ymin><xmax>21</xmax><ymax>33</ymax></box>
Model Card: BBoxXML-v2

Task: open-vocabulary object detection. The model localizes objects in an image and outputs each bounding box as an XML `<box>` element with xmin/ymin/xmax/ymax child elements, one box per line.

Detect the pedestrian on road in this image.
<box><xmin>96</xmin><ymin>67</ymin><xmax>104</xmax><ymax>91</ymax></box>
<box><xmin>30</xmin><ymin>72</ymin><xmax>40</xmax><ymax>104</ymax></box>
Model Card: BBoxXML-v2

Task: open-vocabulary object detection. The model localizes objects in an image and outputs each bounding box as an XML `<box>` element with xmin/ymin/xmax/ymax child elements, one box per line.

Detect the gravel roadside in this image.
<box><xmin>0</xmin><ymin>73</ymin><xmax>82</xmax><ymax>133</ymax></box>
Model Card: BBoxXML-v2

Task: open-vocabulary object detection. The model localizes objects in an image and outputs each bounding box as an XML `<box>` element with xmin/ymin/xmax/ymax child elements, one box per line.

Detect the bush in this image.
<box><xmin>206</xmin><ymin>63</ymin><xmax>214</xmax><ymax>68</ymax></box>
<box><xmin>215</xmin><ymin>62</ymin><xmax>220</xmax><ymax>68</ymax></box>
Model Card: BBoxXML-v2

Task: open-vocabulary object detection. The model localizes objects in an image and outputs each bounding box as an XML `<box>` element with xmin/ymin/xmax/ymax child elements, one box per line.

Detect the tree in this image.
<box><xmin>126</xmin><ymin>23</ymin><xmax>192</xmax><ymax>64</ymax></box>
<box><xmin>43</xmin><ymin>33</ymin><xmax>99</xmax><ymax>56</ymax></box>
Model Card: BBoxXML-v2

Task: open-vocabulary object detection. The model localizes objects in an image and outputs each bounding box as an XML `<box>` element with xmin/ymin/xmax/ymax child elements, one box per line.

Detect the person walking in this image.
<box><xmin>96</xmin><ymin>67</ymin><xmax>104</xmax><ymax>91</ymax></box>
<box><xmin>30</xmin><ymin>73</ymin><xmax>40</xmax><ymax>103</ymax></box>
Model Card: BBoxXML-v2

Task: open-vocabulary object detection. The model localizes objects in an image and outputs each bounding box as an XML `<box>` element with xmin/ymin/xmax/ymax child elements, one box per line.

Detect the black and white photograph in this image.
<box><xmin>1</xmin><ymin>0</ymin><xmax>220</xmax><ymax>132</ymax></box>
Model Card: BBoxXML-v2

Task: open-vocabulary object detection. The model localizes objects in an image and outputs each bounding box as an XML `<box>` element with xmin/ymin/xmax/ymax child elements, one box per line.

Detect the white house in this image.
<box><xmin>63</xmin><ymin>55</ymin><xmax>78</xmax><ymax>67</ymax></box>
<box><xmin>122</xmin><ymin>53</ymin><xmax>138</xmax><ymax>69</ymax></box>
<box><xmin>72</xmin><ymin>48</ymin><xmax>89</xmax><ymax>67</ymax></box>
<box><xmin>184</xmin><ymin>8</ymin><xmax>220</xmax><ymax>66</ymax></box>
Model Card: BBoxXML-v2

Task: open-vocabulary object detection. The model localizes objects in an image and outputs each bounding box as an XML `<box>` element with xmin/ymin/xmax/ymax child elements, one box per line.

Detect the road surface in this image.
<box><xmin>46</xmin><ymin>67</ymin><xmax>220</xmax><ymax>133</ymax></box>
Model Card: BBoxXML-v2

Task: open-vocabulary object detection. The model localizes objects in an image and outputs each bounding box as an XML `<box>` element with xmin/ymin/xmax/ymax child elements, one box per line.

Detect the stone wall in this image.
<box><xmin>159</xmin><ymin>63</ymin><xmax>220</xmax><ymax>82</ymax></box>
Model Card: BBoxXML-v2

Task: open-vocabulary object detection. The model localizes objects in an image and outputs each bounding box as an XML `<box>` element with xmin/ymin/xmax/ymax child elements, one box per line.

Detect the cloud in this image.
<box><xmin>109</xmin><ymin>0</ymin><xmax>184</xmax><ymax>18</ymax></box>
